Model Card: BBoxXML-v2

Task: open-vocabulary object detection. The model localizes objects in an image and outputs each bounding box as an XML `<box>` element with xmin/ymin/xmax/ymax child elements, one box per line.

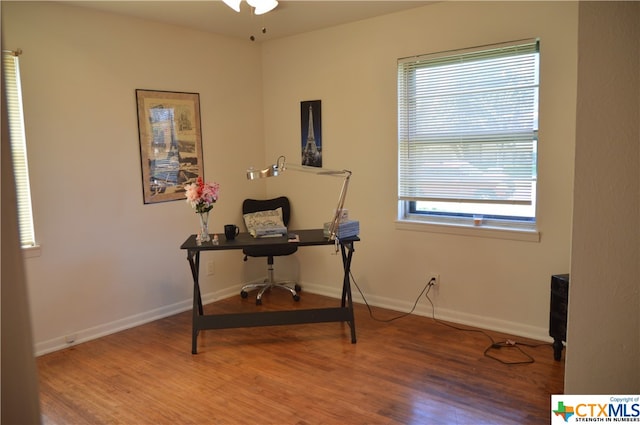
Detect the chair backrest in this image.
<box><xmin>242</xmin><ymin>196</ymin><xmax>291</xmax><ymax>227</ymax></box>
<box><xmin>242</xmin><ymin>196</ymin><xmax>296</xmax><ymax>258</ymax></box>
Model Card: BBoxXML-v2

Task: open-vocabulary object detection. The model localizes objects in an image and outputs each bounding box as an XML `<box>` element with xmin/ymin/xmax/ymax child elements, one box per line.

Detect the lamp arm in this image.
<box><xmin>328</xmin><ymin>171</ymin><xmax>351</xmax><ymax>241</ymax></box>
<box><xmin>246</xmin><ymin>155</ymin><xmax>352</xmax><ymax>241</ymax></box>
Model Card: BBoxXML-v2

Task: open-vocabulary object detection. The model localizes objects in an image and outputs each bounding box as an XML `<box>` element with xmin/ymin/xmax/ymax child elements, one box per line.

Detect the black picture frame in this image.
<box><xmin>301</xmin><ymin>99</ymin><xmax>322</xmax><ymax>168</ymax></box>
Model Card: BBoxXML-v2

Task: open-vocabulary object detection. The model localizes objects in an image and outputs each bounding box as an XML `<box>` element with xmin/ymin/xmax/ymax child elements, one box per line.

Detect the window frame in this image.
<box><xmin>397</xmin><ymin>39</ymin><xmax>540</xmax><ymax>238</ymax></box>
<box><xmin>3</xmin><ymin>49</ymin><xmax>38</xmax><ymax>253</ymax></box>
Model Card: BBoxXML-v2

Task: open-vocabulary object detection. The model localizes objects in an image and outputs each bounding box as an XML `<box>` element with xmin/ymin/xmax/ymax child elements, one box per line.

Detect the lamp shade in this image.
<box><xmin>246</xmin><ymin>164</ymin><xmax>281</xmax><ymax>180</ymax></box>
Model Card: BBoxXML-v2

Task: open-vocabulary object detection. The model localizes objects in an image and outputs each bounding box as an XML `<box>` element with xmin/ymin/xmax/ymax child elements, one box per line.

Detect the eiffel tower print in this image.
<box><xmin>301</xmin><ymin>100</ymin><xmax>322</xmax><ymax>167</ymax></box>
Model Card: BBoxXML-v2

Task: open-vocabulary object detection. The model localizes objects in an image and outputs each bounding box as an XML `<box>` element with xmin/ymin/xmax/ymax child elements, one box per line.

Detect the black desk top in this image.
<box><xmin>180</xmin><ymin>228</ymin><xmax>358</xmax><ymax>251</ymax></box>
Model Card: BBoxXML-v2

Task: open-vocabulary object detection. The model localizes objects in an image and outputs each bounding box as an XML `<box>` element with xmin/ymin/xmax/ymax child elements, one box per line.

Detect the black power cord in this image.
<box><xmin>350</xmin><ymin>272</ymin><xmax>551</xmax><ymax>365</ymax></box>
<box><xmin>351</xmin><ymin>274</ymin><xmax>434</xmax><ymax>323</ymax></box>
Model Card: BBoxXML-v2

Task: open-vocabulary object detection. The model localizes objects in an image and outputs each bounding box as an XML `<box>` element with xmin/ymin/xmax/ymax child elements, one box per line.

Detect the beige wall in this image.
<box><xmin>2</xmin><ymin>1</ymin><xmax>268</xmax><ymax>354</ymax></box>
<box><xmin>566</xmin><ymin>1</ymin><xmax>640</xmax><ymax>393</ymax></box>
<box><xmin>261</xmin><ymin>1</ymin><xmax>578</xmax><ymax>339</ymax></box>
<box><xmin>4</xmin><ymin>1</ymin><xmax>579</xmax><ymax>355</ymax></box>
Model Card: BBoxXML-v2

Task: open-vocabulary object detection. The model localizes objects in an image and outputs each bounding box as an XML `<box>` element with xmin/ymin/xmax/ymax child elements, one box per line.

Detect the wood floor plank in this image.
<box><xmin>37</xmin><ymin>292</ymin><xmax>563</xmax><ymax>424</ymax></box>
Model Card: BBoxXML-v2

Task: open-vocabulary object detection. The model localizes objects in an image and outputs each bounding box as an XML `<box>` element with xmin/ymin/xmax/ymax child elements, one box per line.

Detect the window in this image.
<box><xmin>3</xmin><ymin>49</ymin><xmax>36</xmax><ymax>248</ymax></box>
<box><xmin>398</xmin><ymin>39</ymin><xmax>539</xmax><ymax>231</ymax></box>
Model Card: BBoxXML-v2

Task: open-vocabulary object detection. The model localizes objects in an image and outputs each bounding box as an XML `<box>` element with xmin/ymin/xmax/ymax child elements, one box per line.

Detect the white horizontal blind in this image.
<box><xmin>3</xmin><ymin>50</ymin><xmax>36</xmax><ymax>247</ymax></box>
<box><xmin>398</xmin><ymin>39</ymin><xmax>539</xmax><ymax>205</ymax></box>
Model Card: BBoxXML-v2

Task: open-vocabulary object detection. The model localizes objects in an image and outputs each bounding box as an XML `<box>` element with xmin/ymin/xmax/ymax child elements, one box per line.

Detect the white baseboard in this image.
<box><xmin>35</xmin><ymin>281</ymin><xmax>551</xmax><ymax>356</ymax></box>
<box><xmin>34</xmin><ymin>286</ymin><xmax>239</xmax><ymax>356</ymax></box>
<box><xmin>302</xmin><ymin>281</ymin><xmax>552</xmax><ymax>342</ymax></box>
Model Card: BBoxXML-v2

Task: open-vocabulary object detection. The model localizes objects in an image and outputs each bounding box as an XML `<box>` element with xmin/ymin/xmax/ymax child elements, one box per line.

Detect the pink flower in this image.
<box><xmin>185</xmin><ymin>176</ymin><xmax>219</xmax><ymax>213</ymax></box>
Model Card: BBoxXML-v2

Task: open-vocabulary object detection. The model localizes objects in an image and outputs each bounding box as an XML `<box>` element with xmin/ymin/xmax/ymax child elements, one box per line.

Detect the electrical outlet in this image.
<box><xmin>428</xmin><ymin>273</ymin><xmax>440</xmax><ymax>286</ymax></box>
<box><xmin>206</xmin><ymin>260</ymin><xmax>215</xmax><ymax>276</ymax></box>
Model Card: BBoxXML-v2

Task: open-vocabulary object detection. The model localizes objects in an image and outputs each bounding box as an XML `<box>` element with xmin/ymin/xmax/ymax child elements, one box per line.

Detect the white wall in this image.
<box><xmin>2</xmin><ymin>1</ymin><xmax>269</xmax><ymax>354</ymax></box>
<box><xmin>4</xmin><ymin>1</ymin><xmax>580</xmax><ymax>355</ymax></box>
<box><xmin>261</xmin><ymin>1</ymin><xmax>578</xmax><ymax>340</ymax></box>
<box><xmin>565</xmin><ymin>1</ymin><xmax>640</xmax><ymax>393</ymax></box>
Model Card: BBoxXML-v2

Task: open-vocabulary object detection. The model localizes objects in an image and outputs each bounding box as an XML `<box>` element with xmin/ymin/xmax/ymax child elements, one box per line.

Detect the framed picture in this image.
<box><xmin>301</xmin><ymin>99</ymin><xmax>322</xmax><ymax>168</ymax></box>
<box><xmin>136</xmin><ymin>89</ymin><xmax>204</xmax><ymax>204</ymax></box>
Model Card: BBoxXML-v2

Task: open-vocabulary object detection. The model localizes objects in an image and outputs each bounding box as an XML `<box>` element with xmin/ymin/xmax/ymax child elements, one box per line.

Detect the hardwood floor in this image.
<box><xmin>37</xmin><ymin>292</ymin><xmax>564</xmax><ymax>424</ymax></box>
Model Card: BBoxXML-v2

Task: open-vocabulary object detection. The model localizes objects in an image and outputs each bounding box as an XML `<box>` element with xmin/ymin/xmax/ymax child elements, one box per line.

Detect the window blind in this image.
<box><xmin>398</xmin><ymin>39</ymin><xmax>539</xmax><ymax>205</ymax></box>
<box><xmin>3</xmin><ymin>50</ymin><xmax>36</xmax><ymax>247</ymax></box>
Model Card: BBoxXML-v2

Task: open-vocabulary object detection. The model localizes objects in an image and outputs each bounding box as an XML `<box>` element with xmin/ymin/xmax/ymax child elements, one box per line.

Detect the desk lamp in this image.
<box><xmin>247</xmin><ymin>155</ymin><xmax>351</xmax><ymax>241</ymax></box>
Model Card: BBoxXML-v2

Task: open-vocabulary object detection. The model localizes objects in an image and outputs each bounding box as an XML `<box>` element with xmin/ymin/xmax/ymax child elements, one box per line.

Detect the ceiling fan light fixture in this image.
<box><xmin>222</xmin><ymin>0</ymin><xmax>241</xmax><ymax>13</ymax></box>
<box><xmin>222</xmin><ymin>0</ymin><xmax>278</xmax><ymax>15</ymax></box>
<box><xmin>248</xmin><ymin>0</ymin><xmax>278</xmax><ymax>15</ymax></box>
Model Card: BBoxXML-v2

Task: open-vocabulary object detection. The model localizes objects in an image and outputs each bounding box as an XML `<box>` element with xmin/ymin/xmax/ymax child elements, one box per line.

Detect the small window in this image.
<box><xmin>397</xmin><ymin>39</ymin><xmax>539</xmax><ymax>230</ymax></box>
<box><xmin>3</xmin><ymin>49</ymin><xmax>36</xmax><ymax>247</ymax></box>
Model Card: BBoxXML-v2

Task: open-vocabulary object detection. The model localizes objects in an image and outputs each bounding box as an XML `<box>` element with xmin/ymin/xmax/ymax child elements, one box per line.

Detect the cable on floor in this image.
<box><xmin>350</xmin><ymin>272</ymin><xmax>551</xmax><ymax>365</ymax></box>
<box><xmin>350</xmin><ymin>271</ymin><xmax>431</xmax><ymax>323</ymax></box>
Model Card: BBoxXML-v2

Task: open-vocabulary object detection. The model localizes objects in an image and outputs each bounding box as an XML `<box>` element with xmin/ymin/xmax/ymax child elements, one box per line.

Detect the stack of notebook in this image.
<box><xmin>323</xmin><ymin>220</ymin><xmax>359</xmax><ymax>239</ymax></box>
<box><xmin>251</xmin><ymin>225</ymin><xmax>288</xmax><ymax>238</ymax></box>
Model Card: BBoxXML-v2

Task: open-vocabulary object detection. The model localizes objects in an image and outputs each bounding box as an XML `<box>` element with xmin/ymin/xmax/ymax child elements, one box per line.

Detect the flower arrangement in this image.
<box><xmin>185</xmin><ymin>176</ymin><xmax>220</xmax><ymax>214</ymax></box>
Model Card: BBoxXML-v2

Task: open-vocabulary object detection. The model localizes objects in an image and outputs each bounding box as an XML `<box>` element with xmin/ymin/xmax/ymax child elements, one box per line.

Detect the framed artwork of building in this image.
<box><xmin>136</xmin><ymin>89</ymin><xmax>204</xmax><ymax>204</ymax></box>
<box><xmin>301</xmin><ymin>100</ymin><xmax>322</xmax><ymax>168</ymax></box>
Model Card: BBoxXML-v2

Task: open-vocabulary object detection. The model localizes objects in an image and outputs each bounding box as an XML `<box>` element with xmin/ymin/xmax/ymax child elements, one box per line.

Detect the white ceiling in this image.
<box><xmin>62</xmin><ymin>1</ymin><xmax>433</xmax><ymax>42</ymax></box>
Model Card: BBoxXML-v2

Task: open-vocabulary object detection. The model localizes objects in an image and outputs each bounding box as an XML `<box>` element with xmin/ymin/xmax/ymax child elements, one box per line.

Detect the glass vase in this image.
<box><xmin>197</xmin><ymin>211</ymin><xmax>211</xmax><ymax>243</ymax></box>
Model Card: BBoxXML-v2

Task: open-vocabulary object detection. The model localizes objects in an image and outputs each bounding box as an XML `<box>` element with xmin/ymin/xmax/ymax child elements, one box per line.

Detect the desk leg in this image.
<box><xmin>186</xmin><ymin>249</ymin><xmax>203</xmax><ymax>354</ymax></box>
<box><xmin>340</xmin><ymin>241</ymin><xmax>357</xmax><ymax>344</ymax></box>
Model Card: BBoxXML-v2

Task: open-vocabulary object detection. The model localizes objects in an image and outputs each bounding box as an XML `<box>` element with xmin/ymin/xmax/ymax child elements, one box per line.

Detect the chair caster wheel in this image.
<box><xmin>294</xmin><ymin>284</ymin><xmax>302</xmax><ymax>292</ymax></box>
<box><xmin>256</xmin><ymin>298</ymin><xmax>262</xmax><ymax>306</ymax></box>
<box><xmin>240</xmin><ymin>291</ymin><xmax>248</xmax><ymax>298</ymax></box>
<box><xmin>293</xmin><ymin>294</ymin><xmax>300</xmax><ymax>302</ymax></box>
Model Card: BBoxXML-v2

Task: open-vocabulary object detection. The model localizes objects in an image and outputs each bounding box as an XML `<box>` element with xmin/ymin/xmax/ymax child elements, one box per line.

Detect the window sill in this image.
<box><xmin>395</xmin><ymin>219</ymin><xmax>540</xmax><ymax>242</ymax></box>
<box><xmin>23</xmin><ymin>244</ymin><xmax>42</xmax><ymax>258</ymax></box>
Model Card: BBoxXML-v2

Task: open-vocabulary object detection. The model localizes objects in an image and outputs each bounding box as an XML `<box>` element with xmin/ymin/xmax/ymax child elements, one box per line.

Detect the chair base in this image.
<box><xmin>241</xmin><ymin>255</ymin><xmax>300</xmax><ymax>305</ymax></box>
<box><xmin>241</xmin><ymin>280</ymin><xmax>301</xmax><ymax>305</ymax></box>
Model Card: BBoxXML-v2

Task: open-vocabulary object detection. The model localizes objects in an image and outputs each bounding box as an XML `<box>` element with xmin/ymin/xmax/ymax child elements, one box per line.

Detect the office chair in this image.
<box><xmin>240</xmin><ymin>196</ymin><xmax>301</xmax><ymax>305</ymax></box>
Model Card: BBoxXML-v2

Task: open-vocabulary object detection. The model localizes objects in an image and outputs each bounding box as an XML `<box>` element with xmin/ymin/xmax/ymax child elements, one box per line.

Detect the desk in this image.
<box><xmin>180</xmin><ymin>229</ymin><xmax>359</xmax><ymax>354</ymax></box>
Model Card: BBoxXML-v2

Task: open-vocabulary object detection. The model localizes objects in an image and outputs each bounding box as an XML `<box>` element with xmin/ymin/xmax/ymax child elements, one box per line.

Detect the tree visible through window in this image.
<box><xmin>397</xmin><ymin>39</ymin><xmax>539</xmax><ymax>229</ymax></box>
<box><xmin>3</xmin><ymin>49</ymin><xmax>36</xmax><ymax>247</ymax></box>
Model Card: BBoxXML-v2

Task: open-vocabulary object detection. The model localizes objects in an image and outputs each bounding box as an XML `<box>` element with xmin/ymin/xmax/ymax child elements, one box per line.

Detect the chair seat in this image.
<box><xmin>243</xmin><ymin>244</ymin><xmax>298</xmax><ymax>258</ymax></box>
